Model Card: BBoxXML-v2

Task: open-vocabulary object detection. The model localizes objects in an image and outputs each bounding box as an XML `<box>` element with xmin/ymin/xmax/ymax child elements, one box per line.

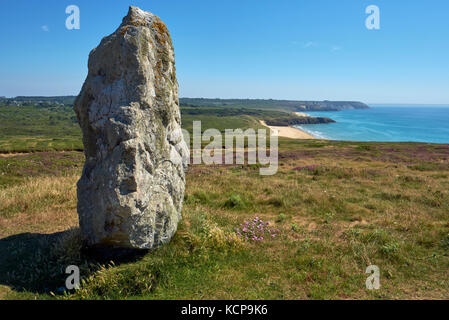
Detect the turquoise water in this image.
<box><xmin>296</xmin><ymin>105</ymin><xmax>449</xmax><ymax>144</ymax></box>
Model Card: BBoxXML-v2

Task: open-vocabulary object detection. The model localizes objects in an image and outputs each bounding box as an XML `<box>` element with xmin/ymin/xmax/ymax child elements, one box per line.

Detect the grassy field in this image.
<box><xmin>0</xmin><ymin>139</ymin><xmax>448</xmax><ymax>299</ymax></box>
<box><xmin>0</xmin><ymin>103</ymin><xmax>448</xmax><ymax>299</ymax></box>
<box><xmin>0</xmin><ymin>105</ymin><xmax>82</xmax><ymax>152</ymax></box>
<box><xmin>0</xmin><ymin>105</ymin><xmax>290</xmax><ymax>153</ymax></box>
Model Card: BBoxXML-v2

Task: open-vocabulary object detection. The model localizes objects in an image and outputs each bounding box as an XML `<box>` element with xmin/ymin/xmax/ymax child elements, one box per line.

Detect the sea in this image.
<box><xmin>295</xmin><ymin>105</ymin><xmax>449</xmax><ymax>144</ymax></box>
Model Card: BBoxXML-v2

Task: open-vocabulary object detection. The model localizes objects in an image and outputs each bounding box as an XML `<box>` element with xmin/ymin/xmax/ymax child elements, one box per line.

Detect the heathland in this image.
<box><xmin>0</xmin><ymin>100</ymin><xmax>448</xmax><ymax>299</ymax></box>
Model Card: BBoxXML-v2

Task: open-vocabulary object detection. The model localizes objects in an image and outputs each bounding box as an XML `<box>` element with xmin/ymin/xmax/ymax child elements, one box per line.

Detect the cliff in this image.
<box><xmin>265</xmin><ymin>117</ymin><xmax>336</xmax><ymax>126</ymax></box>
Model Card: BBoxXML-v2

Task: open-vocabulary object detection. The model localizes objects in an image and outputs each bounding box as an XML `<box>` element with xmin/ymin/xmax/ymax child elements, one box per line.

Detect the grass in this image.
<box><xmin>0</xmin><ymin>105</ymin><xmax>82</xmax><ymax>152</ymax></box>
<box><xmin>0</xmin><ymin>139</ymin><xmax>448</xmax><ymax>299</ymax></box>
<box><xmin>0</xmin><ymin>103</ymin><xmax>448</xmax><ymax>299</ymax></box>
<box><xmin>0</xmin><ymin>104</ymin><xmax>285</xmax><ymax>152</ymax></box>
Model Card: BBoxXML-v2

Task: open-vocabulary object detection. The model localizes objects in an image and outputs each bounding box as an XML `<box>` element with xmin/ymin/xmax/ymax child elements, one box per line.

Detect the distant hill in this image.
<box><xmin>0</xmin><ymin>96</ymin><xmax>77</xmax><ymax>106</ymax></box>
<box><xmin>179</xmin><ymin>98</ymin><xmax>369</xmax><ymax>112</ymax></box>
<box><xmin>0</xmin><ymin>96</ymin><xmax>369</xmax><ymax>112</ymax></box>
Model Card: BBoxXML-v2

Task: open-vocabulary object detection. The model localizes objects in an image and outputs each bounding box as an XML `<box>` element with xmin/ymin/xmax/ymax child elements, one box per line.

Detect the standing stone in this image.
<box><xmin>74</xmin><ymin>6</ymin><xmax>188</xmax><ymax>249</ymax></box>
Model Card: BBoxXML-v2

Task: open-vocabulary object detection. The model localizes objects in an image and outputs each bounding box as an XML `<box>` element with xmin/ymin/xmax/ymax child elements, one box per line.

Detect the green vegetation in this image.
<box><xmin>180</xmin><ymin>98</ymin><xmax>369</xmax><ymax>112</ymax></box>
<box><xmin>1</xmin><ymin>139</ymin><xmax>448</xmax><ymax>299</ymax></box>
<box><xmin>0</xmin><ymin>96</ymin><xmax>76</xmax><ymax>106</ymax></box>
<box><xmin>0</xmin><ymin>102</ymin><xmax>448</xmax><ymax>300</ymax></box>
<box><xmin>181</xmin><ymin>107</ymin><xmax>268</xmax><ymax>133</ymax></box>
<box><xmin>0</xmin><ymin>105</ymin><xmax>82</xmax><ymax>152</ymax></box>
<box><xmin>1</xmin><ymin>96</ymin><xmax>369</xmax><ymax>112</ymax></box>
<box><xmin>264</xmin><ymin>116</ymin><xmax>335</xmax><ymax>126</ymax></box>
<box><xmin>0</xmin><ymin>104</ymin><xmax>303</xmax><ymax>152</ymax></box>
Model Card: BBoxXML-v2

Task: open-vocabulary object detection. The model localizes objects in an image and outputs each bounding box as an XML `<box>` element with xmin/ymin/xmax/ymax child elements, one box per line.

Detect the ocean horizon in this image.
<box><xmin>297</xmin><ymin>105</ymin><xmax>449</xmax><ymax>144</ymax></box>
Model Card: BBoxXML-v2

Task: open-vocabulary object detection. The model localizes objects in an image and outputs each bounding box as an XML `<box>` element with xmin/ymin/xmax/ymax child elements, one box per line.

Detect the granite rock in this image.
<box><xmin>74</xmin><ymin>6</ymin><xmax>188</xmax><ymax>249</ymax></box>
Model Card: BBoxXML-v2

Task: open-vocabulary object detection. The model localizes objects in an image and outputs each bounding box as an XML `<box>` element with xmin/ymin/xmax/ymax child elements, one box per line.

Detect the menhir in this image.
<box><xmin>74</xmin><ymin>6</ymin><xmax>188</xmax><ymax>250</ymax></box>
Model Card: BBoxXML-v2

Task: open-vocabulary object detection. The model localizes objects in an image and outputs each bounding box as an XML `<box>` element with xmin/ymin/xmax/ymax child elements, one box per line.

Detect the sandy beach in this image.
<box><xmin>260</xmin><ymin>120</ymin><xmax>315</xmax><ymax>139</ymax></box>
<box><xmin>294</xmin><ymin>112</ymin><xmax>309</xmax><ymax>117</ymax></box>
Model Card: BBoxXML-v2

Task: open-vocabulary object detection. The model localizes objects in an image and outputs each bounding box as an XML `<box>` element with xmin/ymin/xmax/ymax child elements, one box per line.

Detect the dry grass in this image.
<box><xmin>0</xmin><ymin>140</ymin><xmax>448</xmax><ymax>299</ymax></box>
<box><xmin>0</xmin><ymin>175</ymin><xmax>79</xmax><ymax>237</ymax></box>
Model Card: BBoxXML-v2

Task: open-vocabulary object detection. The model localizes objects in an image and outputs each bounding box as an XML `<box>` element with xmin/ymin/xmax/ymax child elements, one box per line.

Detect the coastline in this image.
<box><xmin>260</xmin><ymin>120</ymin><xmax>316</xmax><ymax>139</ymax></box>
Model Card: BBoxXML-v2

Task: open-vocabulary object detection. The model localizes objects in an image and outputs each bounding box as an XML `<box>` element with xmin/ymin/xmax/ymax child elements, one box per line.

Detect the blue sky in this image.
<box><xmin>0</xmin><ymin>0</ymin><xmax>448</xmax><ymax>104</ymax></box>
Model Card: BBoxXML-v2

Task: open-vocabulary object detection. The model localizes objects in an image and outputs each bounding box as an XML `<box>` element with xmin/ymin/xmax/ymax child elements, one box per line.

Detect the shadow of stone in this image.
<box><xmin>0</xmin><ymin>231</ymin><xmax>148</xmax><ymax>294</ymax></box>
<box><xmin>82</xmin><ymin>245</ymin><xmax>149</xmax><ymax>265</ymax></box>
<box><xmin>0</xmin><ymin>231</ymin><xmax>68</xmax><ymax>293</ymax></box>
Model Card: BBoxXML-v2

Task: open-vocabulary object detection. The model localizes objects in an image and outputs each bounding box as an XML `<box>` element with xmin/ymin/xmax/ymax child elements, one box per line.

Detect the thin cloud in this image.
<box><xmin>41</xmin><ymin>25</ymin><xmax>49</xmax><ymax>32</ymax></box>
<box><xmin>330</xmin><ymin>45</ymin><xmax>342</xmax><ymax>52</ymax></box>
<box><xmin>303</xmin><ymin>41</ymin><xmax>317</xmax><ymax>48</ymax></box>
